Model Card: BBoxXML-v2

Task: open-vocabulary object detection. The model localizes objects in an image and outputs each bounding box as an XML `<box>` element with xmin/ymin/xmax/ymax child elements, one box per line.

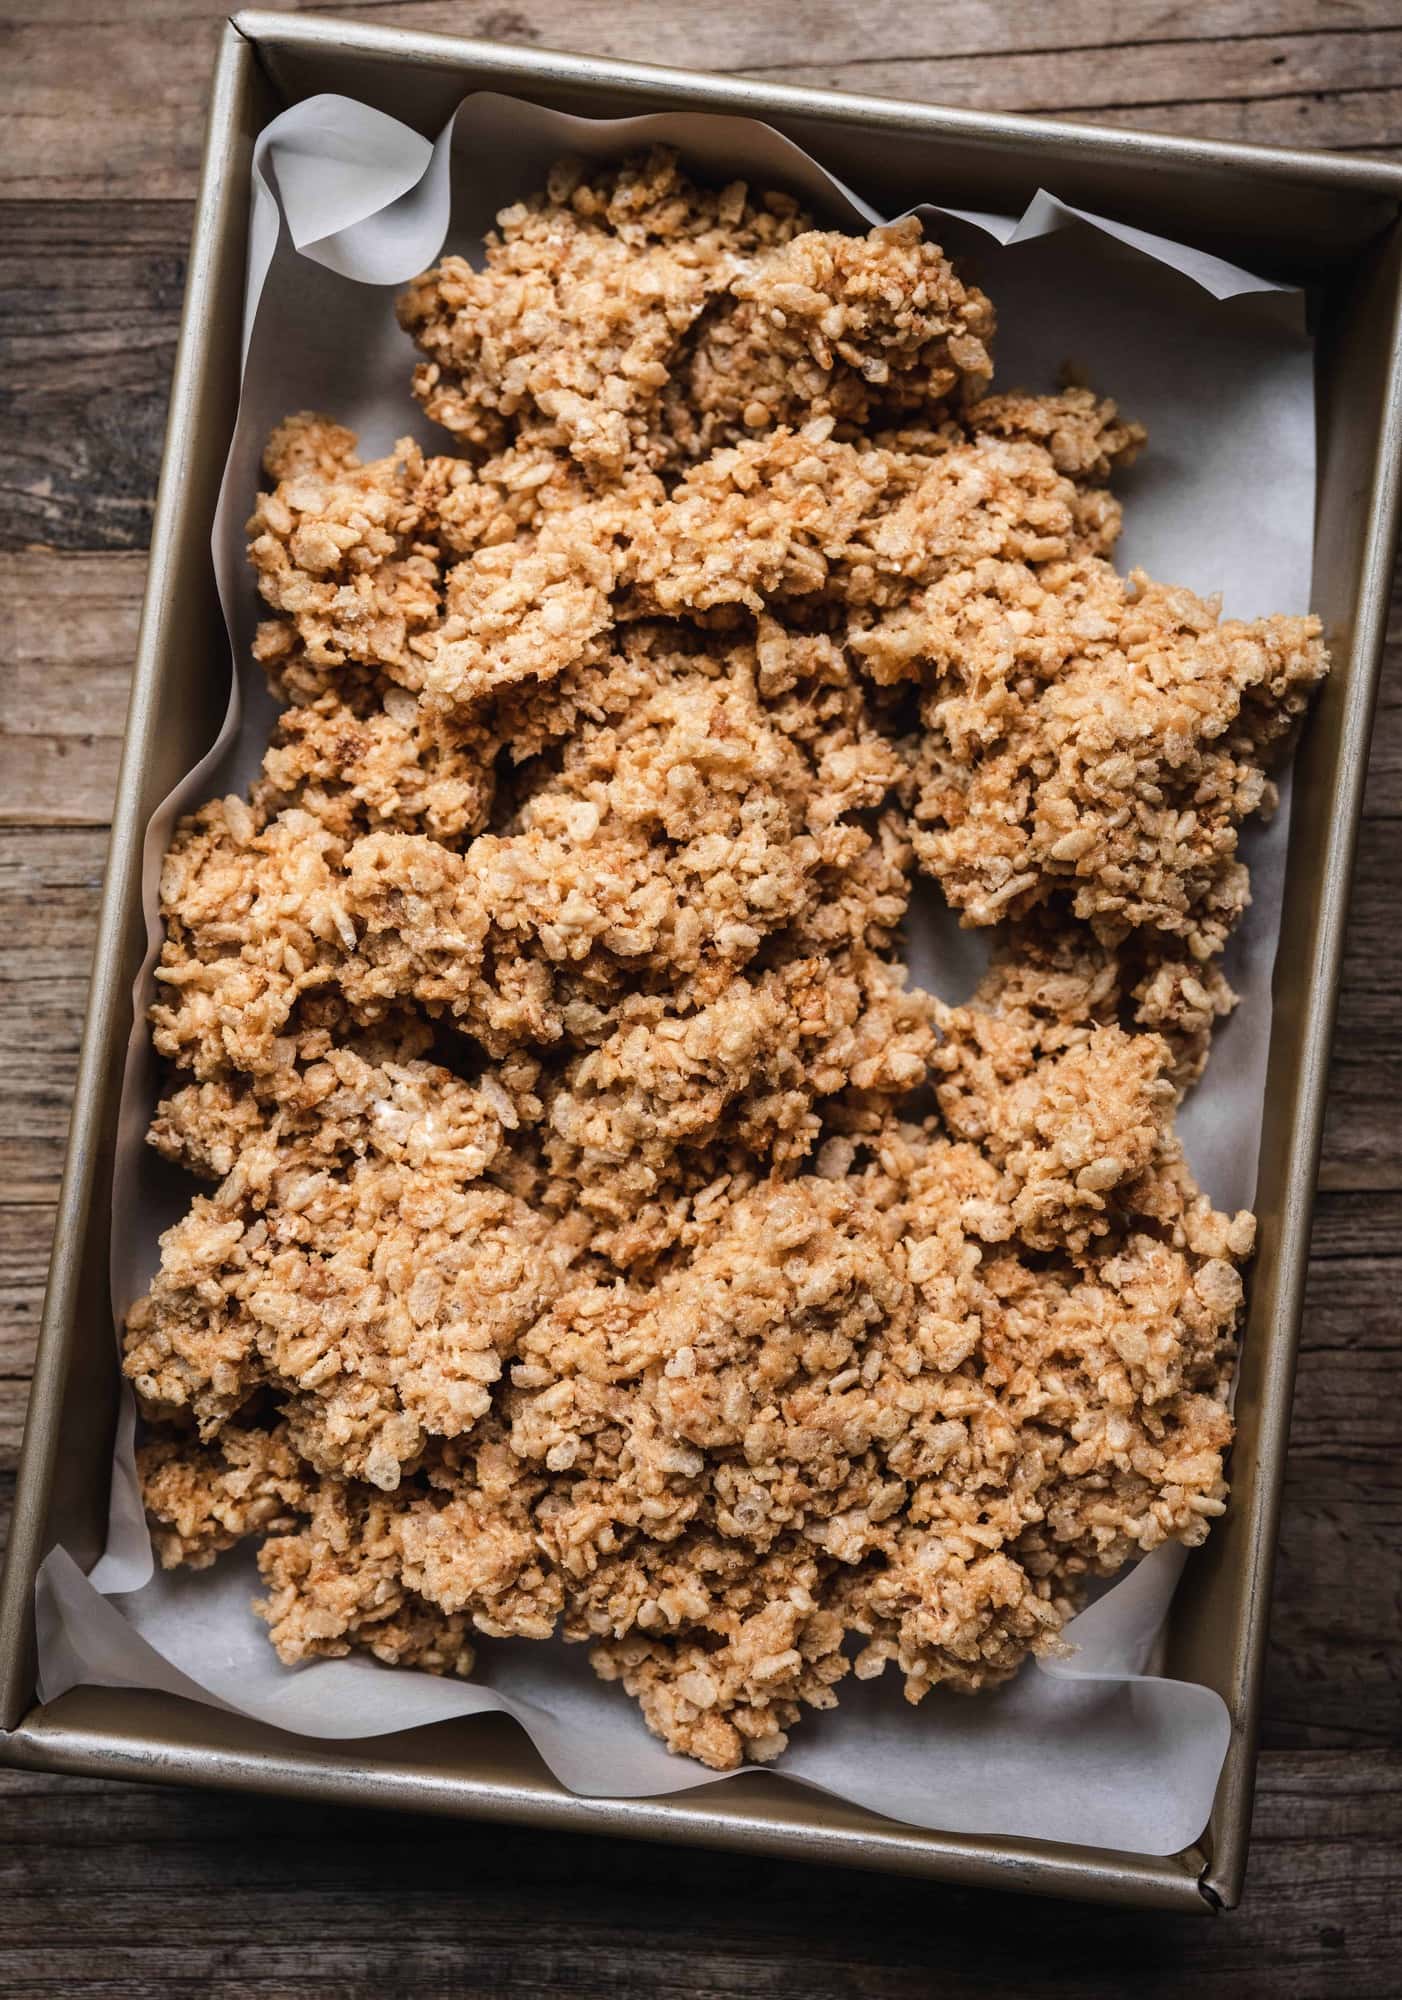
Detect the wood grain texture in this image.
<box><xmin>0</xmin><ymin>205</ymin><xmax>187</xmax><ymax>553</ymax></box>
<box><xmin>0</xmin><ymin>553</ymin><xmax>139</xmax><ymax>819</ymax></box>
<box><xmin>0</xmin><ymin>826</ymin><xmax>108</xmax><ymax>1210</ymax></box>
<box><xmin>1</xmin><ymin>0</ymin><xmax>1399</xmax><ymax>1984</ymax></box>
<box><xmin>0</xmin><ymin>1750</ymin><xmax>1396</xmax><ymax>1997</ymax></box>
<box><xmin>1</xmin><ymin>0</ymin><xmax>1397</xmax><ymax>201</ymax></box>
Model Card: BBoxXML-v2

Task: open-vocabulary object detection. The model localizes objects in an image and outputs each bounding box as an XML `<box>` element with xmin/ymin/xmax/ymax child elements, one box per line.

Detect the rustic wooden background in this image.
<box><xmin>3</xmin><ymin>3</ymin><xmax>1400</xmax><ymax>1991</ymax></box>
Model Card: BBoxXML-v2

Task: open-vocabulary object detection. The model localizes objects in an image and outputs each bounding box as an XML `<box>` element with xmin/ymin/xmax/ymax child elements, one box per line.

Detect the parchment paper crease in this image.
<box><xmin>34</xmin><ymin>91</ymin><xmax>1318</xmax><ymax>1856</ymax></box>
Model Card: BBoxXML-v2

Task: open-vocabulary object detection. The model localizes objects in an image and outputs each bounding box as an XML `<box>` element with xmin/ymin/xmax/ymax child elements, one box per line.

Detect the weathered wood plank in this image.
<box><xmin>1363</xmin><ymin>562</ymin><xmax>1402</xmax><ymax>818</ymax></box>
<box><xmin>1305</xmin><ymin>1186</ymin><xmax>1402</xmax><ymax>1258</ymax></box>
<box><xmin>4</xmin><ymin>0</ymin><xmax>1401</xmax><ymax>200</ymax></box>
<box><xmin>1262</xmin><ymin>1244</ymin><xmax>1402</xmax><ymax>1747</ymax></box>
<box><xmin>281</xmin><ymin>0</ymin><xmax>1402</xmax><ymax>69</ymax></box>
<box><xmin>0</xmin><ymin>204</ymin><xmax>186</xmax><ymax>554</ymax></box>
<box><xmin>0</xmin><ymin>552</ymin><xmax>139</xmax><ymax>824</ymax></box>
<box><xmin>0</xmin><ymin>1736</ymin><xmax>1394</xmax><ymax>1992</ymax></box>
<box><xmin>0</xmin><ymin>826</ymin><xmax>107</xmax><ymax>1208</ymax></box>
<box><xmin>1319</xmin><ymin>816</ymin><xmax>1402</xmax><ymax>1191</ymax></box>
<box><xmin>1044</xmin><ymin>87</ymin><xmax>1402</xmax><ymax>156</ymax></box>
<box><xmin>0</xmin><ymin>1204</ymin><xmax>50</xmax><ymax>1383</ymax></box>
<box><xmin>0</xmin><ymin>1386</ymin><xmax>25</xmax><ymax>1474</ymax></box>
<box><xmin>759</xmin><ymin>43</ymin><xmax>1402</xmax><ymax>149</ymax></box>
<box><xmin>1266</xmin><ymin>1480</ymin><xmax>1402</xmax><ymax>1746</ymax></box>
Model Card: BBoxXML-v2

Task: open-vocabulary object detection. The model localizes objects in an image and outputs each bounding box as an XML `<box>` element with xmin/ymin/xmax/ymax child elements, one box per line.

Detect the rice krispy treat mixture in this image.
<box><xmin>126</xmin><ymin>147</ymin><xmax>1328</xmax><ymax>1772</ymax></box>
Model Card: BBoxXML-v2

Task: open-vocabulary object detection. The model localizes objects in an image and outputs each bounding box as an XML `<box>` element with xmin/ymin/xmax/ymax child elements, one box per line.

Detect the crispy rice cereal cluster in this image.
<box><xmin>126</xmin><ymin>149</ymin><xmax>1328</xmax><ymax>1771</ymax></box>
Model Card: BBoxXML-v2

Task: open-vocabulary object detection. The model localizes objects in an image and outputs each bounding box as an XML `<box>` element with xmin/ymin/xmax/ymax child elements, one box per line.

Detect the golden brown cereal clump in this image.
<box><xmin>128</xmin><ymin>146</ymin><xmax>1327</xmax><ymax>1770</ymax></box>
<box><xmin>870</xmin><ymin>559</ymin><xmax>1327</xmax><ymax>952</ymax></box>
<box><xmin>675</xmin><ymin>217</ymin><xmax>997</xmax><ymax>457</ymax></box>
<box><xmin>139</xmin><ymin>1421</ymin><xmax>314</xmax><ymax>1570</ymax></box>
<box><xmin>966</xmin><ymin>386</ymin><xmax>1145</xmax><ymax>481</ymax></box>
<box><xmin>397</xmin><ymin>148</ymin><xmax>811</xmax><ymax>476</ymax></box>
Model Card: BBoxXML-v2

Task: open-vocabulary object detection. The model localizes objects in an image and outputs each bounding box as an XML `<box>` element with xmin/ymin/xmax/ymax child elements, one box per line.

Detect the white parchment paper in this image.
<box><xmin>33</xmin><ymin>92</ymin><xmax>1318</xmax><ymax>1856</ymax></box>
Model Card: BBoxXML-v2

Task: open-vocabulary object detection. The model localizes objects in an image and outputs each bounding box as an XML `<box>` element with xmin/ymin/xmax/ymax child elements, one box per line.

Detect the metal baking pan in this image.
<box><xmin>3</xmin><ymin>11</ymin><xmax>1400</xmax><ymax>1912</ymax></box>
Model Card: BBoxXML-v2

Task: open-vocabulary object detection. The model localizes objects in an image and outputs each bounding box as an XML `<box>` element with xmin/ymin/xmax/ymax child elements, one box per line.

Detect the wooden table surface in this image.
<box><xmin>3</xmin><ymin>4</ymin><xmax>1400</xmax><ymax>1991</ymax></box>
